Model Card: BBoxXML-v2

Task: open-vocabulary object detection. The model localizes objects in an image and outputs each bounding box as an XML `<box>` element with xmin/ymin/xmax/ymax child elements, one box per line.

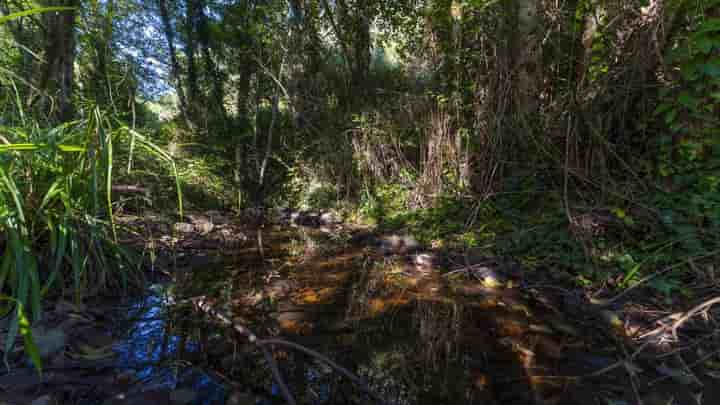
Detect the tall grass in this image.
<box><xmin>0</xmin><ymin>108</ymin><xmax>181</xmax><ymax>367</ymax></box>
<box><xmin>0</xmin><ymin>7</ymin><xmax>182</xmax><ymax>370</ymax></box>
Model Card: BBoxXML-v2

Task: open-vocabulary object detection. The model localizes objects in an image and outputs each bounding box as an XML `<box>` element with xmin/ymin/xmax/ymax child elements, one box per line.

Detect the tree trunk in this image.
<box><xmin>157</xmin><ymin>0</ymin><xmax>193</xmax><ymax>129</ymax></box>
<box><xmin>39</xmin><ymin>0</ymin><xmax>79</xmax><ymax>122</ymax></box>
<box><xmin>234</xmin><ymin>65</ymin><xmax>253</xmax><ymax>209</ymax></box>
<box><xmin>185</xmin><ymin>0</ymin><xmax>201</xmax><ymax>120</ymax></box>
<box><xmin>513</xmin><ymin>0</ymin><xmax>542</xmax><ymax>118</ymax></box>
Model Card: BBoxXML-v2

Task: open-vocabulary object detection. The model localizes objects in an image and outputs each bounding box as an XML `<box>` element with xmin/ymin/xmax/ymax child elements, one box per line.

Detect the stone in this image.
<box><xmin>412</xmin><ymin>252</ymin><xmax>438</xmax><ymax>270</ymax></box>
<box><xmin>206</xmin><ymin>210</ymin><xmax>231</xmax><ymax>225</ymax></box>
<box><xmin>474</xmin><ymin>267</ymin><xmax>508</xmax><ymax>289</ymax></box>
<box><xmin>173</xmin><ymin>223</ymin><xmax>195</xmax><ymax>233</ymax></box>
<box><xmin>379</xmin><ymin>234</ymin><xmax>421</xmax><ymax>255</ymax></box>
<box><xmin>103</xmin><ymin>389</ymin><xmax>171</xmax><ymax>405</ymax></box>
<box><xmin>33</xmin><ymin>327</ymin><xmax>67</xmax><ymax>359</ymax></box>
<box><xmin>264</xmin><ymin>280</ymin><xmax>293</xmax><ymax>299</ymax></box>
<box><xmin>227</xmin><ymin>391</ymin><xmax>257</xmax><ymax>405</ymax></box>
<box><xmin>320</xmin><ymin>211</ymin><xmax>341</xmax><ymax>225</ymax></box>
<box><xmin>0</xmin><ymin>370</ymin><xmax>44</xmax><ymax>392</ymax></box>
<box><xmin>30</xmin><ymin>395</ymin><xmax>55</xmax><ymax>405</ymax></box>
<box><xmin>169</xmin><ymin>388</ymin><xmax>197</xmax><ymax>405</ymax></box>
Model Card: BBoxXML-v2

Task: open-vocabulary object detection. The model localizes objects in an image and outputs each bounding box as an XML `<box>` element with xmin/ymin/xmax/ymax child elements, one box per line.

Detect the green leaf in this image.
<box><xmin>678</xmin><ymin>92</ymin><xmax>696</xmax><ymax>109</ymax></box>
<box><xmin>698</xmin><ymin>18</ymin><xmax>720</xmax><ymax>34</ymax></box>
<box><xmin>654</xmin><ymin>102</ymin><xmax>672</xmax><ymax>116</ymax></box>
<box><xmin>700</xmin><ymin>62</ymin><xmax>720</xmax><ymax>78</ymax></box>
<box><xmin>16</xmin><ymin>303</ymin><xmax>41</xmax><ymax>375</ymax></box>
<box><xmin>697</xmin><ymin>36</ymin><xmax>715</xmax><ymax>54</ymax></box>
<box><xmin>0</xmin><ymin>7</ymin><xmax>75</xmax><ymax>25</ymax></box>
<box><xmin>0</xmin><ymin>297</ymin><xmax>42</xmax><ymax>375</ymax></box>
<box><xmin>665</xmin><ymin>109</ymin><xmax>678</xmax><ymax>124</ymax></box>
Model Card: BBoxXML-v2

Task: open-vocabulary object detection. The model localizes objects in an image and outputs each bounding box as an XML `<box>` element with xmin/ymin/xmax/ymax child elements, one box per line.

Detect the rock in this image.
<box><xmin>473</xmin><ymin>267</ymin><xmax>508</xmax><ymax>289</ymax></box>
<box><xmin>264</xmin><ymin>280</ymin><xmax>293</xmax><ymax>299</ymax></box>
<box><xmin>217</xmin><ymin>228</ymin><xmax>248</xmax><ymax>247</ymax></box>
<box><xmin>33</xmin><ymin>327</ymin><xmax>67</xmax><ymax>359</ymax></box>
<box><xmin>320</xmin><ymin>211</ymin><xmax>341</xmax><ymax>225</ymax></box>
<box><xmin>30</xmin><ymin>395</ymin><xmax>55</xmax><ymax>405</ymax></box>
<box><xmin>206</xmin><ymin>210</ymin><xmax>231</xmax><ymax>225</ymax></box>
<box><xmin>453</xmin><ymin>284</ymin><xmax>501</xmax><ymax>297</ymax></box>
<box><xmin>412</xmin><ymin>252</ymin><xmax>438</xmax><ymax>270</ymax></box>
<box><xmin>293</xmin><ymin>211</ymin><xmax>321</xmax><ymax>227</ymax></box>
<box><xmin>0</xmin><ymin>370</ymin><xmax>44</xmax><ymax>392</ymax></box>
<box><xmin>103</xmin><ymin>389</ymin><xmax>171</xmax><ymax>405</ymax></box>
<box><xmin>348</xmin><ymin>231</ymin><xmax>377</xmax><ymax>245</ymax></box>
<box><xmin>379</xmin><ymin>234</ymin><xmax>421</xmax><ymax>255</ymax></box>
<box><xmin>114</xmin><ymin>371</ymin><xmax>136</xmax><ymax>386</ymax></box>
<box><xmin>169</xmin><ymin>389</ymin><xmax>197</xmax><ymax>405</ymax></box>
<box><xmin>547</xmin><ymin>317</ymin><xmax>580</xmax><ymax>336</ymax></box>
<box><xmin>189</xmin><ymin>215</ymin><xmax>214</xmax><ymax>234</ymax></box>
<box><xmin>530</xmin><ymin>335</ymin><xmax>564</xmax><ymax>359</ymax></box>
<box><xmin>227</xmin><ymin>391</ymin><xmax>257</xmax><ymax>405</ymax></box>
<box><xmin>55</xmin><ymin>300</ymin><xmax>85</xmax><ymax>315</ymax></box>
<box><xmin>174</xmin><ymin>223</ymin><xmax>195</xmax><ymax>233</ymax></box>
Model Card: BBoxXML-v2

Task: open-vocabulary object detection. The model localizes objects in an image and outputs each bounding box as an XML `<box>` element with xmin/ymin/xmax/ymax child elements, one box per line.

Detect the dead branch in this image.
<box><xmin>191</xmin><ymin>296</ymin><xmax>387</xmax><ymax>405</ymax></box>
<box><xmin>641</xmin><ymin>296</ymin><xmax>720</xmax><ymax>342</ymax></box>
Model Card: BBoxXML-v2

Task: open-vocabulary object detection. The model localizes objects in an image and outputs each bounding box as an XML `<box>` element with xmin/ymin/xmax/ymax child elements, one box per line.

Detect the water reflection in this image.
<box><xmin>110</xmin><ymin>225</ymin><xmax>591</xmax><ymax>404</ymax></box>
<box><xmin>114</xmin><ymin>285</ymin><xmax>226</xmax><ymax>404</ymax></box>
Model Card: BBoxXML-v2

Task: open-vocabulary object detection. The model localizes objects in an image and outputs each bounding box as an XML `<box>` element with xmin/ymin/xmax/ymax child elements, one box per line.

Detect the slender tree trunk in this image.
<box><xmin>235</xmin><ymin>65</ymin><xmax>253</xmax><ymax>209</ymax></box>
<box><xmin>196</xmin><ymin>0</ymin><xmax>226</xmax><ymax>122</ymax></box>
<box><xmin>157</xmin><ymin>0</ymin><xmax>193</xmax><ymax>129</ymax></box>
<box><xmin>514</xmin><ymin>0</ymin><xmax>542</xmax><ymax>118</ymax></box>
<box><xmin>39</xmin><ymin>0</ymin><xmax>79</xmax><ymax>122</ymax></box>
<box><xmin>185</xmin><ymin>0</ymin><xmax>200</xmax><ymax>120</ymax></box>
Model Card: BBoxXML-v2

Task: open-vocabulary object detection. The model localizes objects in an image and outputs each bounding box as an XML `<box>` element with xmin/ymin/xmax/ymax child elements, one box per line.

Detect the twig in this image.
<box><xmin>261</xmin><ymin>338</ymin><xmax>386</xmax><ymax>405</ymax></box>
<box><xmin>641</xmin><ymin>296</ymin><xmax>720</xmax><ymax>342</ymax></box>
<box><xmin>261</xmin><ymin>345</ymin><xmax>296</xmax><ymax>405</ymax></box>
<box><xmin>191</xmin><ymin>296</ymin><xmax>387</xmax><ymax>405</ymax></box>
<box><xmin>648</xmin><ymin>347</ymin><xmax>720</xmax><ymax>387</ymax></box>
<box><xmin>191</xmin><ymin>297</ymin><xmax>295</xmax><ymax>404</ymax></box>
<box><xmin>589</xmin><ymin>250</ymin><xmax>720</xmax><ymax>308</ymax></box>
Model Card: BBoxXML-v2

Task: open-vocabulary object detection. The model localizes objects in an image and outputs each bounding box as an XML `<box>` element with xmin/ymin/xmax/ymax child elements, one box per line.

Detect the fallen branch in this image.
<box><xmin>641</xmin><ymin>296</ymin><xmax>720</xmax><ymax>342</ymax></box>
<box><xmin>589</xmin><ymin>250</ymin><xmax>720</xmax><ymax>308</ymax></box>
<box><xmin>111</xmin><ymin>185</ymin><xmax>150</xmax><ymax>195</ymax></box>
<box><xmin>191</xmin><ymin>296</ymin><xmax>387</xmax><ymax>405</ymax></box>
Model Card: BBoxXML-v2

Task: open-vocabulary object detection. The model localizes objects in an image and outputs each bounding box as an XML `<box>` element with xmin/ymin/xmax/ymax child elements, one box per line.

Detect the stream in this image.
<box><xmin>107</xmin><ymin>222</ymin><xmax>619</xmax><ymax>405</ymax></box>
<box><xmin>0</xmin><ymin>216</ymin><xmax>710</xmax><ymax>404</ymax></box>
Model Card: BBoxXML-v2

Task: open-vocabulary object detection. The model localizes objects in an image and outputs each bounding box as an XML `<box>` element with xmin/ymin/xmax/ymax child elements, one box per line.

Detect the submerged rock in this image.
<box><xmin>103</xmin><ymin>389</ymin><xmax>171</xmax><ymax>405</ymax></box>
<box><xmin>169</xmin><ymin>389</ymin><xmax>197</xmax><ymax>405</ymax></box>
<box><xmin>227</xmin><ymin>391</ymin><xmax>257</xmax><ymax>405</ymax></box>
<box><xmin>30</xmin><ymin>395</ymin><xmax>55</xmax><ymax>405</ymax></box>
<box><xmin>32</xmin><ymin>327</ymin><xmax>67</xmax><ymax>359</ymax></box>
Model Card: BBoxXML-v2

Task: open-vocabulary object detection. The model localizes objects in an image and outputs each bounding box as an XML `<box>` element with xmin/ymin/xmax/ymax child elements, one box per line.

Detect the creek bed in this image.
<box><xmin>1</xmin><ymin>221</ymin><xmax>712</xmax><ymax>405</ymax></box>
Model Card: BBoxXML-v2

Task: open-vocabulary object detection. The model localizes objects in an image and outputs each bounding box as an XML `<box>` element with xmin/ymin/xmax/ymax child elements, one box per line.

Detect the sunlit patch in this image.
<box><xmin>277</xmin><ymin>318</ymin><xmax>313</xmax><ymax>335</ymax></box>
<box><xmin>293</xmin><ymin>287</ymin><xmax>338</xmax><ymax>304</ymax></box>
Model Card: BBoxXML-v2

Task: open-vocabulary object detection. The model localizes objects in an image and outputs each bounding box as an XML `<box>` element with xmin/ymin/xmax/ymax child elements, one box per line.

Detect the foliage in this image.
<box><xmin>0</xmin><ymin>109</ymin><xmax>180</xmax><ymax>366</ymax></box>
<box><xmin>1</xmin><ymin>0</ymin><xmax>720</xmax><ymax>328</ymax></box>
<box><xmin>654</xmin><ymin>8</ymin><xmax>720</xmax><ymax>258</ymax></box>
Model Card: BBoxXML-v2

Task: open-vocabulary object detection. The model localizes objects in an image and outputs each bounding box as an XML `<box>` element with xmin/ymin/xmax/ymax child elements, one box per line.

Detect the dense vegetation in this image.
<box><xmin>0</xmin><ymin>0</ymin><xmax>718</xmax><ymax>383</ymax></box>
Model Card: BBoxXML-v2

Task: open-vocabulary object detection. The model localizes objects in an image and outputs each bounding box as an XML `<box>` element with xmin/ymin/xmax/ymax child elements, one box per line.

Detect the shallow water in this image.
<box><xmin>111</xmin><ymin>224</ymin><xmax>613</xmax><ymax>405</ymax></box>
<box><xmin>113</xmin><ymin>286</ymin><xmax>226</xmax><ymax>404</ymax></box>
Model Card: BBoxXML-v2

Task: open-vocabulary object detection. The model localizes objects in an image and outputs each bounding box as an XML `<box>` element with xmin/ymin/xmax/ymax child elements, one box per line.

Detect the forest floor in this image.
<box><xmin>1</xmin><ymin>209</ymin><xmax>719</xmax><ymax>405</ymax></box>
